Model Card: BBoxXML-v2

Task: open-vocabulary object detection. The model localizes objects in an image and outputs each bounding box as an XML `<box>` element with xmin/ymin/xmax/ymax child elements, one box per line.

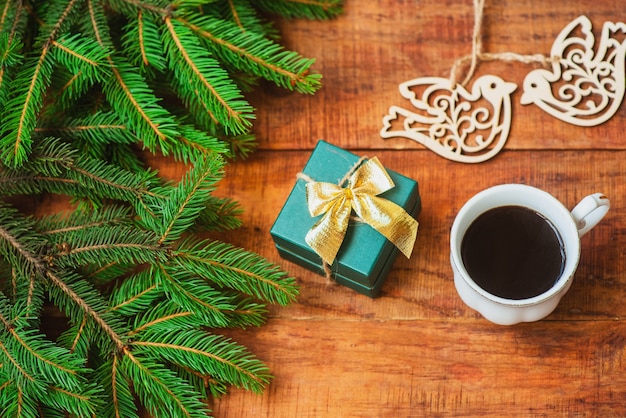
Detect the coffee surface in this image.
<box><xmin>461</xmin><ymin>205</ymin><xmax>566</xmax><ymax>300</ymax></box>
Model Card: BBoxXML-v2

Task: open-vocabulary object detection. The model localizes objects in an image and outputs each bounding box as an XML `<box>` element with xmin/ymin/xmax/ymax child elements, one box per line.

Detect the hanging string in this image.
<box><xmin>450</xmin><ymin>0</ymin><xmax>557</xmax><ymax>87</ymax></box>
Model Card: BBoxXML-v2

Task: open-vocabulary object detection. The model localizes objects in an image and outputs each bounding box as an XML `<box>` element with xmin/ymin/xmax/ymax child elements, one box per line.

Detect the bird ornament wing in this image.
<box><xmin>521</xmin><ymin>15</ymin><xmax>626</xmax><ymax>126</ymax></box>
<box><xmin>381</xmin><ymin>75</ymin><xmax>516</xmax><ymax>163</ymax></box>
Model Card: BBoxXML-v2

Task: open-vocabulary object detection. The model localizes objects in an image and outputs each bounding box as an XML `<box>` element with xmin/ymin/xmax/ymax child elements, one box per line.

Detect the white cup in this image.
<box><xmin>450</xmin><ymin>184</ymin><xmax>609</xmax><ymax>325</ymax></box>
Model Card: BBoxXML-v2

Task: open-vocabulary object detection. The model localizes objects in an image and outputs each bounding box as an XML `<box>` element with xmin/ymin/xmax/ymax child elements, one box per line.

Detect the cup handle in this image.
<box><xmin>570</xmin><ymin>193</ymin><xmax>610</xmax><ymax>237</ymax></box>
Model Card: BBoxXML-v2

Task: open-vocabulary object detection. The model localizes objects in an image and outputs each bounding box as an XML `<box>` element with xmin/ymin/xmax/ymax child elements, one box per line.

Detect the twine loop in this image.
<box><xmin>449</xmin><ymin>0</ymin><xmax>559</xmax><ymax>87</ymax></box>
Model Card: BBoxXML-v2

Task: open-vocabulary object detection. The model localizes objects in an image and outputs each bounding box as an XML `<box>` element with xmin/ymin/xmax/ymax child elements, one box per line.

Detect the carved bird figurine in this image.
<box><xmin>521</xmin><ymin>15</ymin><xmax>626</xmax><ymax>126</ymax></box>
<box><xmin>381</xmin><ymin>75</ymin><xmax>517</xmax><ymax>163</ymax></box>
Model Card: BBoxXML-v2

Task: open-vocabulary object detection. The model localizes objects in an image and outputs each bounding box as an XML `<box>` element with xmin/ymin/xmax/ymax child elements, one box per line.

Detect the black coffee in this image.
<box><xmin>461</xmin><ymin>205</ymin><xmax>566</xmax><ymax>300</ymax></box>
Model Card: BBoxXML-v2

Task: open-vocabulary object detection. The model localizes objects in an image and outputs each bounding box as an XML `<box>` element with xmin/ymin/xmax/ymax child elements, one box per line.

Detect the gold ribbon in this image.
<box><xmin>304</xmin><ymin>157</ymin><xmax>419</xmax><ymax>266</ymax></box>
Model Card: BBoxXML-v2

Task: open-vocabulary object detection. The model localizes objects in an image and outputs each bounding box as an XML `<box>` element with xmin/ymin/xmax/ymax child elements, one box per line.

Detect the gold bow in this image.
<box><xmin>304</xmin><ymin>157</ymin><xmax>418</xmax><ymax>265</ymax></box>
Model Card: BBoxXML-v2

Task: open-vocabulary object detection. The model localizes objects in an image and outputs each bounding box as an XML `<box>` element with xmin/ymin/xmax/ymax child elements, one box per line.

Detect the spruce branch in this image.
<box><xmin>175</xmin><ymin>239</ymin><xmax>298</xmax><ymax>306</ymax></box>
<box><xmin>162</xmin><ymin>15</ymin><xmax>256</xmax><ymax>134</ymax></box>
<box><xmin>216</xmin><ymin>0</ymin><xmax>281</xmax><ymax>39</ymax></box>
<box><xmin>152</xmin><ymin>154</ymin><xmax>224</xmax><ymax>245</ymax></box>
<box><xmin>180</xmin><ymin>13</ymin><xmax>321</xmax><ymax>93</ymax></box>
<box><xmin>0</xmin><ymin>0</ymin><xmax>83</xmax><ymax>167</ymax></box>
<box><xmin>120</xmin><ymin>350</ymin><xmax>213</xmax><ymax>418</ymax></box>
<box><xmin>0</xmin><ymin>0</ymin><xmax>341</xmax><ymax>416</ymax></box>
<box><xmin>254</xmin><ymin>0</ymin><xmax>343</xmax><ymax>20</ymax></box>
<box><xmin>132</xmin><ymin>328</ymin><xmax>272</xmax><ymax>393</ymax></box>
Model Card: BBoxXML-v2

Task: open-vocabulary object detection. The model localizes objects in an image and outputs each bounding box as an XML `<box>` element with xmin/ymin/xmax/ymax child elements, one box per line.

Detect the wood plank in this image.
<box><xmin>248</xmin><ymin>0</ymin><xmax>626</xmax><ymax>152</ymax></box>
<box><xmin>211</xmin><ymin>319</ymin><xmax>626</xmax><ymax>417</ymax></box>
<box><xmin>204</xmin><ymin>149</ymin><xmax>624</xmax><ymax>322</ymax></box>
<box><xmin>29</xmin><ymin>0</ymin><xmax>621</xmax><ymax>416</ymax></box>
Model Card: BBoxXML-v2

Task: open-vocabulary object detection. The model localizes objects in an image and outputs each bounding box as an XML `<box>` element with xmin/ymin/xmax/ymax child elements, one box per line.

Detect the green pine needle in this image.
<box><xmin>255</xmin><ymin>0</ymin><xmax>343</xmax><ymax>20</ymax></box>
<box><xmin>120</xmin><ymin>351</ymin><xmax>212</xmax><ymax>418</ymax></box>
<box><xmin>151</xmin><ymin>153</ymin><xmax>224</xmax><ymax>245</ymax></box>
<box><xmin>162</xmin><ymin>16</ymin><xmax>256</xmax><ymax>134</ymax></box>
<box><xmin>133</xmin><ymin>328</ymin><xmax>272</xmax><ymax>393</ymax></box>
<box><xmin>0</xmin><ymin>0</ymin><xmax>341</xmax><ymax>415</ymax></box>
<box><xmin>94</xmin><ymin>358</ymin><xmax>140</xmax><ymax>418</ymax></box>
<box><xmin>175</xmin><ymin>238</ymin><xmax>299</xmax><ymax>306</ymax></box>
<box><xmin>182</xmin><ymin>13</ymin><xmax>321</xmax><ymax>94</ymax></box>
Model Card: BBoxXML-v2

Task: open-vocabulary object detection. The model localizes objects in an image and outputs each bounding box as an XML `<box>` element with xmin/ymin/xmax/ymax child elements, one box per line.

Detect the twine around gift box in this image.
<box><xmin>296</xmin><ymin>156</ymin><xmax>419</xmax><ymax>281</ymax></box>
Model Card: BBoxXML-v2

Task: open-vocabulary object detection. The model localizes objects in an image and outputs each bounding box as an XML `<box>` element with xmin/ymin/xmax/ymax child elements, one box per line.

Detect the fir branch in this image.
<box><xmin>51</xmin><ymin>34</ymin><xmax>111</xmax><ymax>82</ymax></box>
<box><xmin>36</xmin><ymin>205</ymin><xmax>133</xmax><ymax>237</ymax></box>
<box><xmin>254</xmin><ymin>0</ymin><xmax>343</xmax><ymax>19</ymax></box>
<box><xmin>162</xmin><ymin>15</ymin><xmax>255</xmax><ymax>134</ymax></box>
<box><xmin>121</xmin><ymin>9</ymin><xmax>167</xmax><ymax>73</ymax></box>
<box><xmin>0</xmin><ymin>205</ymin><xmax>47</xmax><ymax>277</ymax></box>
<box><xmin>0</xmin><ymin>331</ymin><xmax>40</xmax><ymax>393</ymax></box>
<box><xmin>0</xmin><ymin>377</ymin><xmax>40</xmax><ymax>418</ymax></box>
<box><xmin>0</xmin><ymin>0</ymin><xmax>26</xmax><ymax>106</ymax></box>
<box><xmin>0</xmin><ymin>54</ymin><xmax>55</xmax><ymax>167</ymax></box>
<box><xmin>179</xmin><ymin>13</ymin><xmax>321</xmax><ymax>93</ymax></box>
<box><xmin>193</xmin><ymin>195</ymin><xmax>242</xmax><ymax>232</ymax></box>
<box><xmin>127</xmin><ymin>301</ymin><xmax>201</xmax><ymax>335</ymax></box>
<box><xmin>175</xmin><ymin>124</ymin><xmax>231</xmax><ymax>161</ymax></box>
<box><xmin>150</xmin><ymin>154</ymin><xmax>224</xmax><ymax>245</ymax></box>
<box><xmin>36</xmin><ymin>112</ymin><xmax>134</xmax><ymax>145</ymax></box>
<box><xmin>219</xmin><ymin>0</ymin><xmax>281</xmax><ymax>38</ymax></box>
<box><xmin>55</xmin><ymin>316</ymin><xmax>91</xmax><ymax>359</ymax></box>
<box><xmin>0</xmin><ymin>207</ymin><xmax>130</xmax><ymax>357</ymax></box>
<box><xmin>48</xmin><ymin>225</ymin><xmax>166</xmax><ymax>268</ymax></box>
<box><xmin>104</xmin><ymin>0</ymin><xmax>172</xmax><ymax>18</ymax></box>
<box><xmin>0</xmin><ymin>0</ymin><xmax>340</xmax><ymax>413</ymax></box>
<box><xmin>174</xmin><ymin>239</ymin><xmax>299</xmax><ymax>305</ymax></box>
<box><xmin>0</xmin><ymin>0</ymin><xmax>84</xmax><ymax>167</ymax></box>
<box><xmin>0</xmin><ymin>299</ymin><xmax>101</xmax><ymax>417</ymax></box>
<box><xmin>46</xmin><ymin>274</ymin><xmax>121</xmax><ymax>346</ymax></box>
<box><xmin>0</xmin><ymin>170</ymin><xmax>52</xmax><ymax>196</ymax></box>
<box><xmin>120</xmin><ymin>350</ymin><xmax>212</xmax><ymax>418</ymax></box>
<box><xmin>177</xmin><ymin>364</ymin><xmax>228</xmax><ymax>398</ymax></box>
<box><xmin>95</xmin><ymin>356</ymin><xmax>139</xmax><ymax>418</ymax></box>
<box><xmin>81</xmin><ymin>259</ymin><xmax>134</xmax><ymax>284</ymax></box>
<box><xmin>88</xmin><ymin>0</ymin><xmax>181</xmax><ymax>155</ymax></box>
<box><xmin>132</xmin><ymin>328</ymin><xmax>271</xmax><ymax>393</ymax></box>
<box><xmin>218</xmin><ymin>292</ymin><xmax>268</xmax><ymax>328</ymax></box>
<box><xmin>102</xmin><ymin>56</ymin><xmax>181</xmax><ymax>155</ymax></box>
<box><xmin>107</xmin><ymin>269</ymin><xmax>161</xmax><ymax>316</ymax></box>
<box><xmin>225</xmin><ymin>132</ymin><xmax>257</xmax><ymax>159</ymax></box>
<box><xmin>155</xmin><ymin>263</ymin><xmax>235</xmax><ymax>327</ymax></box>
<box><xmin>46</xmin><ymin>34</ymin><xmax>111</xmax><ymax>108</ymax></box>
<box><xmin>60</xmin><ymin>153</ymin><xmax>162</xmax><ymax>206</ymax></box>
<box><xmin>6</xmin><ymin>145</ymin><xmax>159</xmax><ymax>208</ymax></box>
<box><xmin>0</xmin><ymin>316</ymin><xmax>88</xmax><ymax>393</ymax></box>
<box><xmin>43</xmin><ymin>384</ymin><xmax>102</xmax><ymax>417</ymax></box>
<box><xmin>0</xmin><ymin>32</ymin><xmax>22</xmax><ymax>68</ymax></box>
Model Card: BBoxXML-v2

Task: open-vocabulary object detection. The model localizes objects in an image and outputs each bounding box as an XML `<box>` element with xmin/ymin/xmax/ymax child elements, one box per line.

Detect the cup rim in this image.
<box><xmin>450</xmin><ymin>184</ymin><xmax>581</xmax><ymax>306</ymax></box>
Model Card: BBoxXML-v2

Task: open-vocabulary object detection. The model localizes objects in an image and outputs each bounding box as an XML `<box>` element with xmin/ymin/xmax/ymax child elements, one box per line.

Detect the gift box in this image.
<box><xmin>270</xmin><ymin>140</ymin><xmax>421</xmax><ymax>297</ymax></box>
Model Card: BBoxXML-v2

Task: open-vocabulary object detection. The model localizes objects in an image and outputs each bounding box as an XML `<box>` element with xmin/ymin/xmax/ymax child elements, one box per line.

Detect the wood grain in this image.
<box><xmin>248</xmin><ymin>0</ymin><xmax>626</xmax><ymax>152</ymax></box>
<box><xmin>208</xmin><ymin>149</ymin><xmax>623</xmax><ymax>322</ymax></box>
<box><xmin>210</xmin><ymin>319</ymin><xmax>626</xmax><ymax>417</ymax></box>
<box><xmin>202</xmin><ymin>1</ymin><xmax>626</xmax><ymax>416</ymax></box>
<box><xmin>88</xmin><ymin>0</ymin><xmax>626</xmax><ymax>416</ymax></box>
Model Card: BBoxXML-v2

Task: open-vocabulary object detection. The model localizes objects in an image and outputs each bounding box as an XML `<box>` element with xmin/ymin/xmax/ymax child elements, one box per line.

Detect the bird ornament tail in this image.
<box><xmin>381</xmin><ymin>75</ymin><xmax>517</xmax><ymax>163</ymax></box>
<box><xmin>521</xmin><ymin>15</ymin><xmax>626</xmax><ymax>126</ymax></box>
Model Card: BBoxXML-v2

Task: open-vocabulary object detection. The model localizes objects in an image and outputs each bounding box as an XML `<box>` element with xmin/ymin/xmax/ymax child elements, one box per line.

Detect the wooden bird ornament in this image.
<box><xmin>381</xmin><ymin>75</ymin><xmax>517</xmax><ymax>163</ymax></box>
<box><xmin>521</xmin><ymin>15</ymin><xmax>626</xmax><ymax>126</ymax></box>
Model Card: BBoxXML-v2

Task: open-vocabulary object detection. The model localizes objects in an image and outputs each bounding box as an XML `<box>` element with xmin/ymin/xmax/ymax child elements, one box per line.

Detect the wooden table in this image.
<box><xmin>201</xmin><ymin>1</ymin><xmax>626</xmax><ymax>416</ymax></box>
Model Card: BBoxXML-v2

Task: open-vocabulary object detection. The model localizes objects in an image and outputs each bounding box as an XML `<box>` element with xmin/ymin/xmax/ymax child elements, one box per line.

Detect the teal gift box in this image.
<box><xmin>270</xmin><ymin>140</ymin><xmax>421</xmax><ymax>297</ymax></box>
